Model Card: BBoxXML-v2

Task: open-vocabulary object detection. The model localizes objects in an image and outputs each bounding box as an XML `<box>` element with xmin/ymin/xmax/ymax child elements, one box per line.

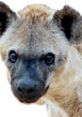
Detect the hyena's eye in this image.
<box><xmin>8</xmin><ymin>50</ymin><xmax>17</xmax><ymax>63</ymax></box>
<box><xmin>44</xmin><ymin>53</ymin><xmax>55</xmax><ymax>66</ymax></box>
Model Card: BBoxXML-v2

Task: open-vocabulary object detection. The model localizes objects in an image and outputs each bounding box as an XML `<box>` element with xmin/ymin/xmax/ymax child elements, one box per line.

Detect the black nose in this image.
<box><xmin>16</xmin><ymin>79</ymin><xmax>37</xmax><ymax>95</ymax></box>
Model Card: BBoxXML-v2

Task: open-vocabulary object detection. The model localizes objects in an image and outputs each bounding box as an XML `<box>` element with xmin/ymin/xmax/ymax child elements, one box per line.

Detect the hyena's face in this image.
<box><xmin>0</xmin><ymin>2</ymin><xmax>81</xmax><ymax>103</ymax></box>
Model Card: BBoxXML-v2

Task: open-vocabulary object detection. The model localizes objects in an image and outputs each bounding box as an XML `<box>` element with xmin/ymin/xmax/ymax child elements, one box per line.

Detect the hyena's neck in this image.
<box><xmin>45</xmin><ymin>47</ymin><xmax>82</xmax><ymax>117</ymax></box>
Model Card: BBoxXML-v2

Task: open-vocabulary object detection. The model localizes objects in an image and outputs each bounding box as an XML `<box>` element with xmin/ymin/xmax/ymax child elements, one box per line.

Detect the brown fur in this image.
<box><xmin>44</xmin><ymin>47</ymin><xmax>82</xmax><ymax>117</ymax></box>
<box><xmin>0</xmin><ymin>3</ymin><xmax>82</xmax><ymax>117</ymax></box>
<box><xmin>19</xmin><ymin>4</ymin><xmax>54</xmax><ymax>21</ymax></box>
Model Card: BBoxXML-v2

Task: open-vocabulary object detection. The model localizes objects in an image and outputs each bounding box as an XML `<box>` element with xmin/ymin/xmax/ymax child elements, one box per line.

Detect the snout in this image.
<box><xmin>16</xmin><ymin>79</ymin><xmax>38</xmax><ymax>97</ymax></box>
<box><xmin>11</xmin><ymin>78</ymin><xmax>48</xmax><ymax>103</ymax></box>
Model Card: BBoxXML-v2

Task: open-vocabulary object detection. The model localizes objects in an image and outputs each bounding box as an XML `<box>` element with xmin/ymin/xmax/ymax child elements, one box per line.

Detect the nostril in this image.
<box><xmin>16</xmin><ymin>83</ymin><xmax>38</xmax><ymax>94</ymax></box>
<box><xmin>17</xmin><ymin>86</ymin><xmax>25</xmax><ymax>94</ymax></box>
<box><xmin>17</xmin><ymin>87</ymin><xmax>23</xmax><ymax>93</ymax></box>
<box><xmin>27</xmin><ymin>88</ymin><xmax>33</xmax><ymax>93</ymax></box>
<box><xmin>26</xmin><ymin>84</ymin><xmax>37</xmax><ymax>93</ymax></box>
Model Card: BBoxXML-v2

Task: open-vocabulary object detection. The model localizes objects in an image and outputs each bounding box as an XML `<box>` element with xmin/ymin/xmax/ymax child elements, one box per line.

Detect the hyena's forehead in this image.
<box><xmin>1</xmin><ymin>19</ymin><xmax>68</xmax><ymax>57</ymax></box>
<box><xmin>0</xmin><ymin>4</ymin><xmax>69</xmax><ymax>57</ymax></box>
<box><xmin>5</xmin><ymin>20</ymin><xmax>57</xmax><ymax>56</ymax></box>
<box><xmin>19</xmin><ymin>4</ymin><xmax>54</xmax><ymax>22</ymax></box>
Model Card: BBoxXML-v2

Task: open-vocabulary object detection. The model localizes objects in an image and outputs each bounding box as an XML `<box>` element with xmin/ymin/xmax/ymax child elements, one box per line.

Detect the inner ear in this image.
<box><xmin>0</xmin><ymin>12</ymin><xmax>8</xmax><ymax>35</ymax></box>
<box><xmin>54</xmin><ymin>5</ymin><xmax>81</xmax><ymax>42</ymax></box>
<box><xmin>0</xmin><ymin>2</ymin><xmax>16</xmax><ymax>36</ymax></box>
<box><xmin>61</xmin><ymin>15</ymin><xmax>73</xmax><ymax>39</ymax></box>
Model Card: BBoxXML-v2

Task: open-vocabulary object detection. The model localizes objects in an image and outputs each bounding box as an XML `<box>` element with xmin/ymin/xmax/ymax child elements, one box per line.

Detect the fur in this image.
<box><xmin>0</xmin><ymin>2</ymin><xmax>82</xmax><ymax>117</ymax></box>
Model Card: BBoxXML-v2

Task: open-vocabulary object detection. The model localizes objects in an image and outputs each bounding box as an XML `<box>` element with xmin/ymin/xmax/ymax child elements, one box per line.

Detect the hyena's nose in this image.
<box><xmin>16</xmin><ymin>79</ymin><xmax>37</xmax><ymax>95</ymax></box>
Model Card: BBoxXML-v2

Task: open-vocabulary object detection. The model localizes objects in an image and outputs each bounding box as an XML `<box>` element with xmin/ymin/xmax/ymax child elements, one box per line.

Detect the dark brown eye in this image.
<box><xmin>44</xmin><ymin>53</ymin><xmax>55</xmax><ymax>66</ymax></box>
<box><xmin>9</xmin><ymin>50</ymin><xmax>17</xmax><ymax>63</ymax></box>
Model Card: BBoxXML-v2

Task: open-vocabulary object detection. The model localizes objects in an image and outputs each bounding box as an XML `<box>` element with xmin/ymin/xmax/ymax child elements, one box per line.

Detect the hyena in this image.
<box><xmin>0</xmin><ymin>2</ymin><xmax>82</xmax><ymax>117</ymax></box>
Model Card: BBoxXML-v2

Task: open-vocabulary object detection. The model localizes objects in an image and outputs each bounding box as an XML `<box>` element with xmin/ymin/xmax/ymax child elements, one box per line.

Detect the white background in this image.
<box><xmin>0</xmin><ymin>0</ymin><xmax>82</xmax><ymax>117</ymax></box>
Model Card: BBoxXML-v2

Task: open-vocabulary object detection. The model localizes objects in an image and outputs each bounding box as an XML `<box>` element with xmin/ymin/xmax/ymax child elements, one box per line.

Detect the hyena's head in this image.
<box><xmin>0</xmin><ymin>2</ymin><xmax>82</xmax><ymax>103</ymax></box>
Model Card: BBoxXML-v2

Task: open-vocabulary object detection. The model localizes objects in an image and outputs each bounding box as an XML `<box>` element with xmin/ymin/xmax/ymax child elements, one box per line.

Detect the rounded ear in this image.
<box><xmin>53</xmin><ymin>5</ymin><xmax>82</xmax><ymax>44</ymax></box>
<box><xmin>0</xmin><ymin>2</ymin><xmax>16</xmax><ymax>36</ymax></box>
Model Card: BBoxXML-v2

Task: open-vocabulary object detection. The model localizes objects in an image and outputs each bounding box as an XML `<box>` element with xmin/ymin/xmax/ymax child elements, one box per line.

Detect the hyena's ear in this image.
<box><xmin>54</xmin><ymin>5</ymin><xmax>82</xmax><ymax>44</ymax></box>
<box><xmin>0</xmin><ymin>2</ymin><xmax>16</xmax><ymax>36</ymax></box>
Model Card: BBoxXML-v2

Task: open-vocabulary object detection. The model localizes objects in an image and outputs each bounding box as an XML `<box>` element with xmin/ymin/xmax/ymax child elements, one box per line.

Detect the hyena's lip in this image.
<box><xmin>17</xmin><ymin>97</ymin><xmax>40</xmax><ymax>103</ymax></box>
<box><xmin>12</xmin><ymin>86</ymin><xmax>49</xmax><ymax>103</ymax></box>
<box><xmin>20</xmin><ymin>86</ymin><xmax>49</xmax><ymax>103</ymax></box>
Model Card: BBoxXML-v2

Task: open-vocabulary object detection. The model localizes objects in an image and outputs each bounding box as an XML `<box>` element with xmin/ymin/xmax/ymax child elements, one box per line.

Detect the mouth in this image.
<box><xmin>11</xmin><ymin>86</ymin><xmax>49</xmax><ymax>103</ymax></box>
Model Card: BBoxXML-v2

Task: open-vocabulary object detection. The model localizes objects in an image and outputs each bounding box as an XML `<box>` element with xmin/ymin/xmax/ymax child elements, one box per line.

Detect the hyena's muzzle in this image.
<box><xmin>11</xmin><ymin>58</ymin><xmax>49</xmax><ymax>103</ymax></box>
